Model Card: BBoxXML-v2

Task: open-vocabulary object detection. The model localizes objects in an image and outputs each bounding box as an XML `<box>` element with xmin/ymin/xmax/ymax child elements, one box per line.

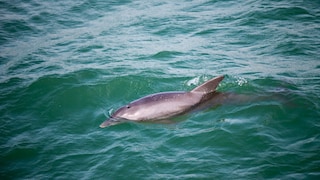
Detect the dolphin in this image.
<box><xmin>100</xmin><ymin>75</ymin><xmax>228</xmax><ymax>128</ymax></box>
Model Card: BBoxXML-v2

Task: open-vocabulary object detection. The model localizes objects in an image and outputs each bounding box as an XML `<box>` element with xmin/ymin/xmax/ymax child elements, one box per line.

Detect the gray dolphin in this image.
<box><xmin>100</xmin><ymin>75</ymin><xmax>227</xmax><ymax>128</ymax></box>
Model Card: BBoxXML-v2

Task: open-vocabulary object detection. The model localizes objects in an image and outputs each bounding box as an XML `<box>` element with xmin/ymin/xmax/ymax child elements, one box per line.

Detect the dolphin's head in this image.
<box><xmin>111</xmin><ymin>103</ymin><xmax>141</xmax><ymax>120</ymax></box>
<box><xmin>99</xmin><ymin>103</ymin><xmax>141</xmax><ymax>128</ymax></box>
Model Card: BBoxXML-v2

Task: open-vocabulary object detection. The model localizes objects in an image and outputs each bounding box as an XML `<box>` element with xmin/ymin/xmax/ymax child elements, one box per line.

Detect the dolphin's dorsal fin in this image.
<box><xmin>191</xmin><ymin>75</ymin><xmax>224</xmax><ymax>94</ymax></box>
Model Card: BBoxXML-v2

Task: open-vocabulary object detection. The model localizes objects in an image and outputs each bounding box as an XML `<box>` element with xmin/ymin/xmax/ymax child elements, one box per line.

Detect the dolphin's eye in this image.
<box><xmin>126</xmin><ymin>105</ymin><xmax>131</xmax><ymax>109</ymax></box>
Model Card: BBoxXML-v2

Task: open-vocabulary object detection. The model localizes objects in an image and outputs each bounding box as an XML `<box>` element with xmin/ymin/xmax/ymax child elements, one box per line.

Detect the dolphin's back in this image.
<box><xmin>126</xmin><ymin>91</ymin><xmax>202</xmax><ymax>121</ymax></box>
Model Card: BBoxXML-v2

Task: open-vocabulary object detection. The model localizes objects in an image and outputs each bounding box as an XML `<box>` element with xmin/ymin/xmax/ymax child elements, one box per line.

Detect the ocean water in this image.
<box><xmin>1</xmin><ymin>0</ymin><xmax>320</xmax><ymax>179</ymax></box>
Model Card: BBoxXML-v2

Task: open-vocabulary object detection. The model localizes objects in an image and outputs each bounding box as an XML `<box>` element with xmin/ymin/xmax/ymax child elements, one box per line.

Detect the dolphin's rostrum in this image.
<box><xmin>100</xmin><ymin>75</ymin><xmax>224</xmax><ymax>128</ymax></box>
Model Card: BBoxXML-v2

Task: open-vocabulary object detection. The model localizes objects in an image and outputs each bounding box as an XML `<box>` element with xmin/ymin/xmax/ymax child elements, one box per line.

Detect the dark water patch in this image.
<box><xmin>7</xmin><ymin>54</ymin><xmax>45</xmax><ymax>73</ymax></box>
<box><xmin>55</xmin><ymin>39</ymin><xmax>77</xmax><ymax>47</ymax></box>
<box><xmin>250</xmin><ymin>77</ymin><xmax>299</xmax><ymax>92</ymax></box>
<box><xmin>146</xmin><ymin>15</ymin><xmax>197</xmax><ymax>37</ymax></box>
<box><xmin>69</xmin><ymin>1</ymin><xmax>103</xmax><ymax>17</ymax></box>
<box><xmin>167</xmin><ymin>58</ymin><xmax>197</xmax><ymax>72</ymax></box>
<box><xmin>270</xmin><ymin>6</ymin><xmax>314</xmax><ymax>21</ymax></box>
<box><xmin>153</xmin><ymin>25</ymin><xmax>194</xmax><ymax>37</ymax></box>
<box><xmin>0</xmin><ymin>77</ymin><xmax>27</xmax><ymax>99</ymax></box>
<box><xmin>77</xmin><ymin>44</ymin><xmax>104</xmax><ymax>53</ymax></box>
<box><xmin>0</xmin><ymin>1</ymin><xmax>28</xmax><ymax>15</ymax></box>
<box><xmin>30</xmin><ymin>11</ymin><xmax>55</xmax><ymax>26</ymax></box>
<box><xmin>151</xmin><ymin>51</ymin><xmax>183</xmax><ymax>59</ymax></box>
<box><xmin>272</xmin><ymin>35</ymin><xmax>316</xmax><ymax>56</ymax></box>
<box><xmin>185</xmin><ymin>0</ymin><xmax>236</xmax><ymax>13</ymax></box>
<box><xmin>0</xmin><ymin>146</ymin><xmax>39</xmax><ymax>179</ymax></box>
<box><xmin>56</xmin><ymin>19</ymin><xmax>84</xmax><ymax>29</ymax></box>
<box><xmin>68</xmin><ymin>0</ymin><xmax>131</xmax><ymax>19</ymax></box>
<box><xmin>0</xmin><ymin>19</ymin><xmax>38</xmax><ymax>39</ymax></box>
<box><xmin>239</xmin><ymin>5</ymin><xmax>315</xmax><ymax>23</ymax></box>
<box><xmin>193</xmin><ymin>28</ymin><xmax>223</xmax><ymax>36</ymax></box>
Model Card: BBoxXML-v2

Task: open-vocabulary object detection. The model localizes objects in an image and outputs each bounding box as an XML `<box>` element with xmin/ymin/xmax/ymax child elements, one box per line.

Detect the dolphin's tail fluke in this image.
<box><xmin>191</xmin><ymin>75</ymin><xmax>224</xmax><ymax>94</ymax></box>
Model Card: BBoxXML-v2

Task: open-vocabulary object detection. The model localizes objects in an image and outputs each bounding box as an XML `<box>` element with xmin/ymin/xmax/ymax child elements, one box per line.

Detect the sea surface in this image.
<box><xmin>1</xmin><ymin>0</ymin><xmax>320</xmax><ymax>179</ymax></box>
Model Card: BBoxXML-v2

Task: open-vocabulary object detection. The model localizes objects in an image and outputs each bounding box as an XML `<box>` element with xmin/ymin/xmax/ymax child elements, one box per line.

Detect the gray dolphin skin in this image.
<box><xmin>100</xmin><ymin>75</ymin><xmax>227</xmax><ymax>128</ymax></box>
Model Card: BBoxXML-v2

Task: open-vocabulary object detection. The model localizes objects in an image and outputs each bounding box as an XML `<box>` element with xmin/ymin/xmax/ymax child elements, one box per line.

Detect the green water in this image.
<box><xmin>1</xmin><ymin>0</ymin><xmax>320</xmax><ymax>179</ymax></box>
